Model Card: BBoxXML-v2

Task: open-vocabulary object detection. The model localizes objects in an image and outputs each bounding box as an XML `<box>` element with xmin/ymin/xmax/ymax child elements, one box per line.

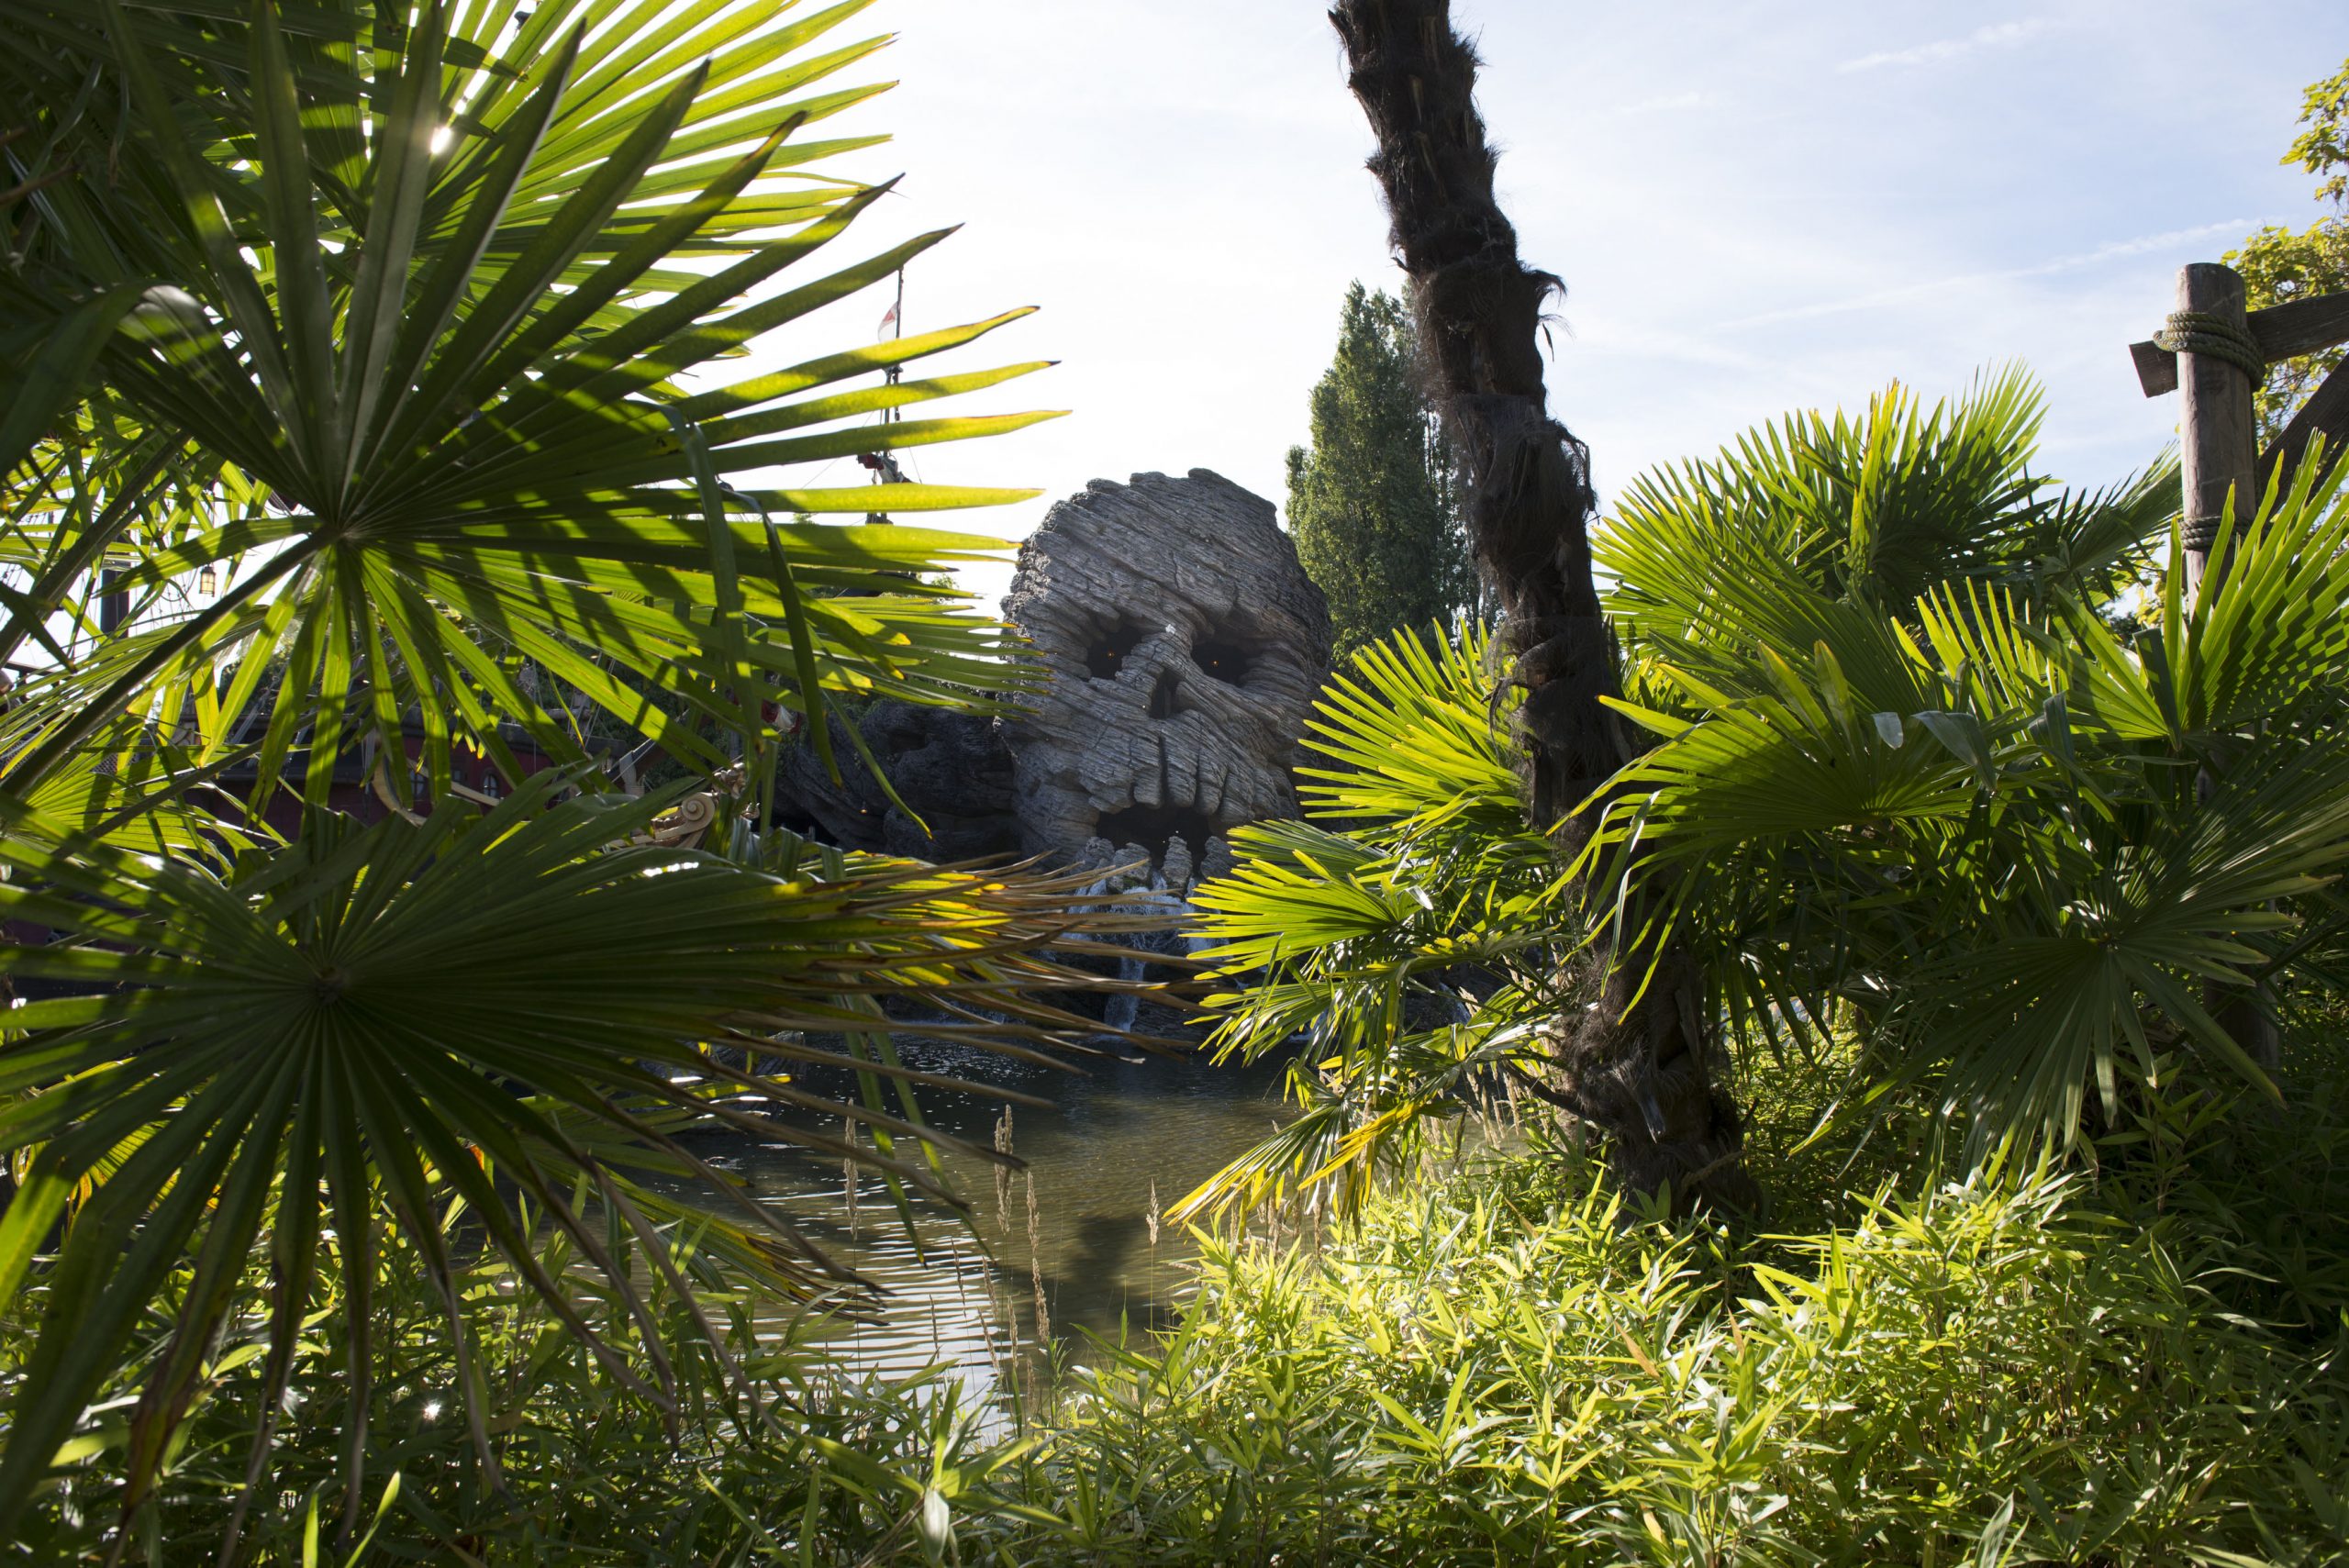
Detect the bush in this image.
<box><xmin>19</xmin><ymin>1077</ymin><xmax>2345</xmax><ymax>1564</ymax></box>
<box><xmin>982</xmin><ymin>1095</ymin><xmax>2349</xmax><ymax>1566</ymax></box>
<box><xmin>5</xmin><ymin>1193</ymin><xmax>1035</xmax><ymax>1564</ymax></box>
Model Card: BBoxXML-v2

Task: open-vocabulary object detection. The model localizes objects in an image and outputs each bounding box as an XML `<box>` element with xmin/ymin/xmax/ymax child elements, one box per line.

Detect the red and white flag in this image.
<box><xmin>876</xmin><ymin>301</ymin><xmax>898</xmax><ymax>339</ymax></box>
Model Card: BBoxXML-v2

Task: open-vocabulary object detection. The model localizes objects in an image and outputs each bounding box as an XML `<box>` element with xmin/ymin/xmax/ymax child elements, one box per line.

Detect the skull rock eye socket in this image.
<box><xmin>1084</xmin><ymin>617</ymin><xmax>1149</xmax><ymax>680</ymax></box>
<box><xmin>1191</xmin><ymin>634</ymin><xmax>1257</xmax><ymax>685</ymax></box>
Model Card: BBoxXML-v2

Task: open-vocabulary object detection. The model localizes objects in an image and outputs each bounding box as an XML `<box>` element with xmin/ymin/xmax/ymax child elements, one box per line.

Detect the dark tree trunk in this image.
<box><xmin>1330</xmin><ymin>0</ymin><xmax>1754</xmax><ymax>1210</ymax></box>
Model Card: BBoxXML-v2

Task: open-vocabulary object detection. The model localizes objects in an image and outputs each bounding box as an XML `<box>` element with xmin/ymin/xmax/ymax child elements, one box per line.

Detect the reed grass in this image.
<box><xmin>14</xmin><ymin>1056</ymin><xmax>2347</xmax><ymax>1563</ymax></box>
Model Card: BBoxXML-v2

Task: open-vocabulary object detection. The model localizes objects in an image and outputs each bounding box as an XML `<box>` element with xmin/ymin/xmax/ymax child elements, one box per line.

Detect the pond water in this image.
<box><xmin>680</xmin><ymin>1035</ymin><xmax>1299</xmax><ymax>1405</ymax></box>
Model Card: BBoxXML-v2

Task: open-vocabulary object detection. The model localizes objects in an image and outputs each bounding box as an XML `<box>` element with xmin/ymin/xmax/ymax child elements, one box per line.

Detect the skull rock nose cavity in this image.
<box><xmin>1148</xmin><ymin>669</ymin><xmax>1182</xmax><ymax>720</ymax></box>
<box><xmin>1085</xmin><ymin>617</ymin><xmax>1149</xmax><ymax>680</ymax></box>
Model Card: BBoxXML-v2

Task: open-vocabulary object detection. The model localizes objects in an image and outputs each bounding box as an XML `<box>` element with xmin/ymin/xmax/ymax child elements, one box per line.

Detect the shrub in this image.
<box><xmin>984</xmin><ymin>1099</ymin><xmax>2349</xmax><ymax>1566</ymax></box>
<box><xmin>5</xmin><ymin>1193</ymin><xmax>1035</xmax><ymax>1563</ymax></box>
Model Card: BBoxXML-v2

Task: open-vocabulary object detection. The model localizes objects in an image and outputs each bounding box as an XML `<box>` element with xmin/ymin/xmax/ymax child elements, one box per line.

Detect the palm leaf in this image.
<box><xmin>1591</xmin><ymin>407</ymin><xmax>2349</xmax><ymax>1156</ymax></box>
<box><xmin>0</xmin><ymin>775</ymin><xmax>1158</xmax><ymax>1525</ymax></box>
<box><xmin>0</xmin><ymin>0</ymin><xmax>1058</xmax><ymax>817</ymax></box>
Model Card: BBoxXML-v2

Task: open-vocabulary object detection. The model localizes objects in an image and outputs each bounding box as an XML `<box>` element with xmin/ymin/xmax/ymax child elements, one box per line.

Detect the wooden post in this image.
<box><xmin>2170</xmin><ymin>261</ymin><xmax>2279</xmax><ymax>1073</ymax></box>
<box><xmin>2132</xmin><ymin>272</ymin><xmax>2349</xmax><ymax>1083</ymax></box>
<box><xmin>98</xmin><ymin>568</ymin><xmax>128</xmax><ymax>637</ymax></box>
<box><xmin>2174</xmin><ymin>262</ymin><xmax>2260</xmax><ymax>596</ymax></box>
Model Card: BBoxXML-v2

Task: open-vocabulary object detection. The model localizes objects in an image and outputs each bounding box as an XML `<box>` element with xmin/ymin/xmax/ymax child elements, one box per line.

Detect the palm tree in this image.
<box><xmin>1178</xmin><ymin>369</ymin><xmax>2348</xmax><ymax>1219</ymax></box>
<box><xmin>1172</xmin><ymin>625</ymin><xmax>1566</xmax><ymax>1220</ymax></box>
<box><xmin>0</xmin><ymin>0</ymin><xmax>1141</xmax><ymax>1541</ymax></box>
<box><xmin>1592</xmin><ymin>374</ymin><xmax>2349</xmax><ymax>1158</ymax></box>
<box><xmin>1328</xmin><ymin>0</ymin><xmax>1750</xmax><ymax>1207</ymax></box>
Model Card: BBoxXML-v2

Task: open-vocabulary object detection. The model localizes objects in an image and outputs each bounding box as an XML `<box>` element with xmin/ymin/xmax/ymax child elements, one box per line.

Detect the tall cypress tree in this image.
<box><xmin>1285</xmin><ymin>282</ymin><xmax>1476</xmax><ymax>657</ymax></box>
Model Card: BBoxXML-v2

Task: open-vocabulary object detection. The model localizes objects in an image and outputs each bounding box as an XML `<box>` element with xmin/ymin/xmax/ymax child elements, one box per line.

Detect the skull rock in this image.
<box><xmin>1003</xmin><ymin>470</ymin><xmax>1331</xmax><ymax>876</ymax></box>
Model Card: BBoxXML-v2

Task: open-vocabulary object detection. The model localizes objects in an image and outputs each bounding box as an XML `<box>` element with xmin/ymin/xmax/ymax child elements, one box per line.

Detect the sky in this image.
<box><xmin>756</xmin><ymin>0</ymin><xmax>2347</xmax><ymax>606</ymax></box>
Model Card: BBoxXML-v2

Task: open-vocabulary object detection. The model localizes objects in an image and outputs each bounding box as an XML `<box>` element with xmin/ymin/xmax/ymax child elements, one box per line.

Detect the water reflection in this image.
<box><xmin>681</xmin><ymin>1039</ymin><xmax>1297</xmax><ymax>1402</ymax></box>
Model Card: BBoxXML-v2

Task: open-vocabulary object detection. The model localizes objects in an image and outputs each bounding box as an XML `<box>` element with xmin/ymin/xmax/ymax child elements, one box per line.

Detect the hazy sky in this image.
<box><xmin>761</xmin><ymin>1</ymin><xmax>2346</xmax><ymax>605</ymax></box>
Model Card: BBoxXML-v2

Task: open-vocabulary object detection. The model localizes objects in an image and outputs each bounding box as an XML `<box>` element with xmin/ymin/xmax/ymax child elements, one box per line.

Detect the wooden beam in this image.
<box><xmin>2256</xmin><ymin>350</ymin><xmax>2349</xmax><ymax>499</ymax></box>
<box><xmin>2131</xmin><ymin>287</ymin><xmax>2349</xmax><ymax>398</ymax></box>
<box><xmin>2132</xmin><ymin>338</ymin><xmax>2180</xmax><ymax>397</ymax></box>
<box><xmin>2251</xmin><ymin>290</ymin><xmax>2349</xmax><ymax>361</ymax></box>
<box><xmin>2170</xmin><ymin>263</ymin><xmax>2278</xmax><ymax>1075</ymax></box>
<box><xmin>2176</xmin><ymin>262</ymin><xmax>2258</xmax><ymax>595</ymax></box>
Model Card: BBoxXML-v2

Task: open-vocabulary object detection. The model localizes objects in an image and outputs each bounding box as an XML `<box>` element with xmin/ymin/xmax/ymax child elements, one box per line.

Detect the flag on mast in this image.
<box><xmin>876</xmin><ymin>300</ymin><xmax>898</xmax><ymax>339</ymax></box>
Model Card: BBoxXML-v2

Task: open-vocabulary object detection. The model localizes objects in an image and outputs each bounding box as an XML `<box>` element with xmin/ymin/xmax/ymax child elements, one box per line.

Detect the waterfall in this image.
<box><xmin>1102</xmin><ymin>861</ymin><xmax>1166</xmax><ymax>1034</ymax></box>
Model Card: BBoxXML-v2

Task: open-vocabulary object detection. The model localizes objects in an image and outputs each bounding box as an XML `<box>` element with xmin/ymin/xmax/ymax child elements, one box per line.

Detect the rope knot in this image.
<box><xmin>2153</xmin><ymin>310</ymin><xmax>2265</xmax><ymax>382</ymax></box>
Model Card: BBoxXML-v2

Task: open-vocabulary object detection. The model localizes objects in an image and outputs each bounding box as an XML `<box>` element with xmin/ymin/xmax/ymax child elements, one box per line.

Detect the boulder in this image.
<box><xmin>772</xmin><ymin>701</ymin><xmax>1018</xmax><ymax>862</ymax></box>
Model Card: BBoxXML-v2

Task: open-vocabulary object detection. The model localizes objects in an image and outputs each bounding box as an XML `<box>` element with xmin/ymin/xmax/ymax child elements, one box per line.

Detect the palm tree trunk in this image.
<box><xmin>1330</xmin><ymin>0</ymin><xmax>1754</xmax><ymax>1209</ymax></box>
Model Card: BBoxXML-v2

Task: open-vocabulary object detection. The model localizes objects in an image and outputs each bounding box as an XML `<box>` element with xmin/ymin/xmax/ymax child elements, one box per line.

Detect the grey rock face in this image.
<box><xmin>1003</xmin><ymin>470</ymin><xmax>1332</xmax><ymax>877</ymax></box>
<box><xmin>772</xmin><ymin>701</ymin><xmax>1018</xmax><ymax>862</ymax></box>
<box><xmin>768</xmin><ymin>470</ymin><xmax>1330</xmax><ymax>888</ymax></box>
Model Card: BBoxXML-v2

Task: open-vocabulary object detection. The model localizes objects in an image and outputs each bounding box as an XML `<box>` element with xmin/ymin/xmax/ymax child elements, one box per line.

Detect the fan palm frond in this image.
<box><xmin>0</xmin><ymin>773</ymin><xmax>1155</xmax><ymax>1523</ymax></box>
<box><xmin>0</xmin><ymin>0</ymin><xmax>1055</xmax><ymax>817</ymax></box>
<box><xmin>1590</xmin><ymin>431</ymin><xmax>2349</xmax><ymax>1153</ymax></box>
<box><xmin>0</xmin><ymin>0</ymin><xmax>1115</xmax><ymax>1537</ymax></box>
<box><xmin>1597</xmin><ymin>367</ymin><xmax>2176</xmax><ymax>662</ymax></box>
<box><xmin>1175</xmin><ymin>625</ymin><xmax>1571</xmax><ymax>1218</ymax></box>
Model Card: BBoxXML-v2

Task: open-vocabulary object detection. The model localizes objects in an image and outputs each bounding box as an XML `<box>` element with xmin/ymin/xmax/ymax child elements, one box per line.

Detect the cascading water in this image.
<box><xmin>1101</xmin><ymin>862</ymin><xmax>1168</xmax><ymax>1035</ymax></box>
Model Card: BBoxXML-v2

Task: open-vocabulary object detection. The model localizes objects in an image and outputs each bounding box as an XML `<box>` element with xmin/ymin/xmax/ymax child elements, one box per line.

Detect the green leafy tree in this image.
<box><xmin>1285</xmin><ymin>282</ymin><xmax>1475</xmax><ymax>656</ymax></box>
<box><xmin>2226</xmin><ymin>55</ymin><xmax>2349</xmax><ymax>441</ymax></box>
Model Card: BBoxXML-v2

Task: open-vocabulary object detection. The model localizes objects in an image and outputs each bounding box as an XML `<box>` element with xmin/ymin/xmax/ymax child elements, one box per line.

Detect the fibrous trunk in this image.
<box><xmin>1330</xmin><ymin>0</ymin><xmax>1754</xmax><ymax>1209</ymax></box>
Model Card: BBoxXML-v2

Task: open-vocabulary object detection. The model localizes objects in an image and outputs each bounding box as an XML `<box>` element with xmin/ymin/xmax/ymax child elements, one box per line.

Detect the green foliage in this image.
<box><xmin>0</xmin><ymin>774</ymin><xmax>1148</xmax><ymax>1525</ymax></box>
<box><xmin>1175</xmin><ymin>627</ymin><xmax>1566</xmax><ymax>1219</ymax></box>
<box><xmin>979</xmin><ymin>1083</ymin><xmax>2349</xmax><ymax>1566</ymax></box>
<box><xmin>1285</xmin><ymin>282</ymin><xmax>1476</xmax><ymax>657</ymax></box>
<box><xmin>0</xmin><ymin>0</ymin><xmax>1130</xmax><ymax>1545</ymax></box>
<box><xmin>0</xmin><ymin>0</ymin><xmax>1052</xmax><ymax>812</ymax></box>
<box><xmin>2230</xmin><ymin>218</ymin><xmax>2349</xmax><ymax>443</ymax></box>
<box><xmin>1598</xmin><ymin>367</ymin><xmax>2173</xmax><ymax>641</ymax></box>
<box><xmin>1197</xmin><ymin>365</ymin><xmax>2349</xmax><ymax>1210</ymax></box>
<box><xmin>2287</xmin><ymin>56</ymin><xmax>2349</xmax><ymax>207</ymax></box>
<box><xmin>7</xmin><ymin>1185</ymin><xmax>1047</xmax><ymax>1562</ymax></box>
<box><xmin>2225</xmin><ymin>53</ymin><xmax>2349</xmax><ymax>442</ymax></box>
<box><xmin>1593</xmin><ymin>388</ymin><xmax>2349</xmax><ymax>1156</ymax></box>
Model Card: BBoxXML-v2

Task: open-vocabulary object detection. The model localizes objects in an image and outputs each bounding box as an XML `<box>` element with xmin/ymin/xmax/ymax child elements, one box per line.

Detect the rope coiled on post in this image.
<box><xmin>2154</xmin><ymin>310</ymin><xmax>2266</xmax><ymax>381</ymax></box>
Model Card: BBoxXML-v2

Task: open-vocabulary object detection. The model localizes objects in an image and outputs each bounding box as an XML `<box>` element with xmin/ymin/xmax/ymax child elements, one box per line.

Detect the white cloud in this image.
<box><xmin>1717</xmin><ymin>218</ymin><xmax>2277</xmax><ymax>331</ymax></box>
<box><xmin>726</xmin><ymin>0</ymin><xmax>2329</xmax><ymax>608</ymax></box>
<box><xmin>1839</xmin><ymin>18</ymin><xmax>2056</xmax><ymax>73</ymax></box>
